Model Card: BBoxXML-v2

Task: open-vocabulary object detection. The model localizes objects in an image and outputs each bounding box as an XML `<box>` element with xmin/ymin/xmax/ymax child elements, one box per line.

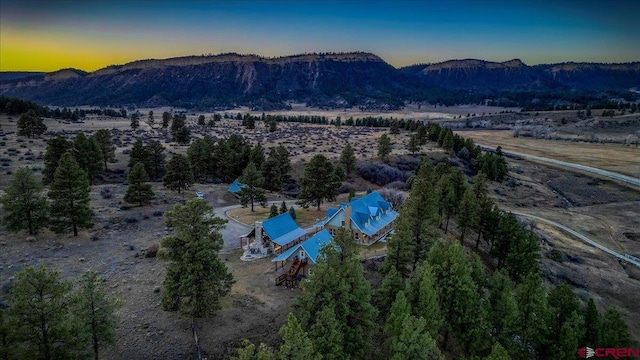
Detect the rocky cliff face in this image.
<box><xmin>1</xmin><ymin>53</ymin><xmax>639</xmax><ymax>109</ymax></box>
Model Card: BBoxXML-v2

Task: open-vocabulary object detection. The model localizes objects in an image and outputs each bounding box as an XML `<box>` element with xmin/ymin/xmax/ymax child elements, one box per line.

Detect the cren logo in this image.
<box><xmin>577</xmin><ymin>347</ymin><xmax>595</xmax><ymax>358</ymax></box>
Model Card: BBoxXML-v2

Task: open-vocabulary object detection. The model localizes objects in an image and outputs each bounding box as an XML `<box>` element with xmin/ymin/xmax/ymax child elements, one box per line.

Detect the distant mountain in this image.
<box><xmin>0</xmin><ymin>72</ymin><xmax>45</xmax><ymax>82</ymax></box>
<box><xmin>1</xmin><ymin>53</ymin><xmax>639</xmax><ymax>110</ymax></box>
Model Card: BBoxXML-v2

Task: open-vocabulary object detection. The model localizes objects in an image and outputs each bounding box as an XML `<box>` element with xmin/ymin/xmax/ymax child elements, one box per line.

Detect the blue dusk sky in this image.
<box><xmin>1</xmin><ymin>0</ymin><xmax>638</xmax><ymax>72</ymax></box>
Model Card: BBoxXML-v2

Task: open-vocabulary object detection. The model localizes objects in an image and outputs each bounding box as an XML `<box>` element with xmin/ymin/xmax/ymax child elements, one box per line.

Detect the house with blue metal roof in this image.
<box><xmin>241</xmin><ymin>212</ymin><xmax>308</xmax><ymax>255</ymax></box>
<box><xmin>272</xmin><ymin>229</ymin><xmax>332</xmax><ymax>286</ymax></box>
<box><xmin>227</xmin><ymin>178</ymin><xmax>245</xmax><ymax>194</ymax></box>
<box><xmin>323</xmin><ymin>191</ymin><xmax>398</xmax><ymax>246</ymax></box>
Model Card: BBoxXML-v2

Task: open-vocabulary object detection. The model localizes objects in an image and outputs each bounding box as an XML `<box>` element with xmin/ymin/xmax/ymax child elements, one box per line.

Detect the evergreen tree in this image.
<box><xmin>233</xmin><ymin>340</ymin><xmax>274</xmax><ymax>360</ymax></box>
<box><xmin>277</xmin><ymin>313</ymin><xmax>320</xmax><ymax>360</ymax></box>
<box><xmin>8</xmin><ymin>267</ymin><xmax>87</xmax><ymax>360</ymax></box>
<box><xmin>0</xmin><ymin>307</ymin><xmax>15</xmax><ymax>360</ymax></box>
<box><xmin>297</xmin><ymin>228</ymin><xmax>377</xmax><ymax>359</ymax></box>
<box><xmin>250</xmin><ymin>143</ymin><xmax>266</xmax><ymax>170</ymax></box>
<box><xmin>515</xmin><ymin>273</ymin><xmax>549</xmax><ymax>356</ymax></box>
<box><xmin>128</xmin><ymin>139</ymin><xmax>151</xmax><ymax>173</ymax></box>
<box><xmin>375</xmin><ymin>267</ymin><xmax>405</xmax><ymax>315</ymax></box>
<box><xmin>163</xmin><ymin>154</ymin><xmax>193</xmax><ymax>194</ymax></box>
<box><xmin>390</xmin><ymin>120</ymin><xmax>400</xmax><ymax>135</ymax></box>
<box><xmin>404</xmin><ymin>175</ymin><xmax>439</xmax><ymax>269</ymax></box>
<box><xmin>391</xmin><ymin>316</ymin><xmax>443</xmax><ymax>360</ymax></box>
<box><xmin>297</xmin><ymin>154</ymin><xmax>340</xmax><ymax>210</ymax></box>
<box><xmin>458</xmin><ymin>187</ymin><xmax>480</xmax><ymax>243</ymax></box>
<box><xmin>187</xmin><ymin>136</ymin><xmax>215</xmax><ymax>182</ymax></box>
<box><xmin>0</xmin><ymin>167</ymin><xmax>49</xmax><ymax>235</ymax></box>
<box><xmin>239</xmin><ymin>162</ymin><xmax>267</xmax><ymax>212</ymax></box>
<box><xmin>72</xmin><ymin>270</ymin><xmax>120</xmax><ymax>360</ymax></box>
<box><xmin>159</xmin><ymin>199</ymin><xmax>233</xmax><ymax>331</ymax></box>
<box><xmin>288</xmin><ymin>206</ymin><xmax>297</xmax><ymax>220</ymax></box>
<box><xmin>599</xmin><ymin>308</ymin><xmax>631</xmax><ymax>348</ymax></box>
<box><xmin>171</xmin><ymin>114</ymin><xmax>189</xmax><ymax>143</ymax></box>
<box><xmin>197</xmin><ymin>114</ymin><xmax>205</xmax><ymax>126</ymax></box>
<box><xmin>43</xmin><ymin>136</ymin><xmax>71</xmax><ymax>184</ymax></box>
<box><xmin>162</xmin><ymin>111</ymin><xmax>171</xmax><ymax>128</ymax></box>
<box><xmin>275</xmin><ymin>145</ymin><xmax>291</xmax><ymax>184</ymax></box>
<box><xmin>381</xmin><ymin>212</ymin><xmax>416</xmax><ymax>277</ymax></box>
<box><xmin>333</xmin><ymin>164</ymin><xmax>346</xmax><ymax>182</ymax></box>
<box><xmin>409</xmin><ymin>264</ymin><xmax>443</xmax><ymax>338</ymax></box>
<box><xmin>269</xmin><ymin>204</ymin><xmax>278</xmax><ymax>218</ymax></box>
<box><xmin>73</xmin><ymin>133</ymin><xmax>104</xmax><ymax>185</ymax></box>
<box><xmin>487</xmin><ymin>270</ymin><xmax>519</xmax><ymax>354</ymax></box>
<box><xmin>485</xmin><ymin>343</ymin><xmax>511</xmax><ymax>360</ymax></box>
<box><xmin>17</xmin><ymin>109</ymin><xmax>47</xmax><ymax>138</ymax></box>
<box><xmin>408</xmin><ymin>134</ymin><xmax>420</xmax><ymax>154</ymax></box>
<box><xmin>147</xmin><ymin>140</ymin><xmax>166</xmax><ymax>181</ymax></box>
<box><xmin>339</xmin><ymin>143</ymin><xmax>357</xmax><ymax>175</ymax></box>
<box><xmin>384</xmin><ymin>291</ymin><xmax>411</xmax><ymax>352</ymax></box>
<box><xmin>91</xmin><ymin>129</ymin><xmax>115</xmax><ymax>171</ymax></box>
<box><xmin>262</xmin><ymin>150</ymin><xmax>283</xmax><ymax>192</ymax></box>
<box><xmin>378</xmin><ymin>134</ymin><xmax>392</xmax><ymax>162</ymax></box>
<box><xmin>148</xmin><ymin>110</ymin><xmax>154</xmax><ymax>126</ymax></box>
<box><xmin>130</xmin><ymin>113</ymin><xmax>139</xmax><ymax>130</ymax></box>
<box><xmin>279</xmin><ymin>201</ymin><xmax>288</xmax><ymax>214</ymax></box>
<box><xmin>583</xmin><ymin>298</ymin><xmax>600</xmax><ymax>346</ymax></box>
<box><xmin>48</xmin><ymin>152</ymin><xmax>93</xmax><ymax>236</ymax></box>
<box><xmin>124</xmin><ymin>163</ymin><xmax>155</xmax><ymax>206</ymax></box>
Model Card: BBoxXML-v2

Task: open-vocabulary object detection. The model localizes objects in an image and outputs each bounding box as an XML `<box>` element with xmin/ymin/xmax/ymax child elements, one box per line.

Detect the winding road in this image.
<box><xmin>479</xmin><ymin>146</ymin><xmax>640</xmax><ymax>187</ymax></box>
<box><xmin>512</xmin><ymin>211</ymin><xmax>640</xmax><ymax>269</ymax></box>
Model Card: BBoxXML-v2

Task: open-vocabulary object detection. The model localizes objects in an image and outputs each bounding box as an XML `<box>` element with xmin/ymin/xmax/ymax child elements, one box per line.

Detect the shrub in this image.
<box><xmin>385</xmin><ymin>180</ymin><xmax>409</xmax><ymax>191</ymax></box>
<box><xmin>146</xmin><ymin>244</ymin><xmax>159</xmax><ymax>258</ymax></box>
<box><xmin>100</xmin><ymin>187</ymin><xmax>113</xmax><ymax>199</ymax></box>
<box><xmin>377</xmin><ymin>188</ymin><xmax>408</xmax><ymax>209</ymax></box>
<box><xmin>357</xmin><ymin>162</ymin><xmax>409</xmax><ymax>186</ymax></box>
<box><xmin>337</xmin><ymin>182</ymin><xmax>355</xmax><ymax>194</ymax></box>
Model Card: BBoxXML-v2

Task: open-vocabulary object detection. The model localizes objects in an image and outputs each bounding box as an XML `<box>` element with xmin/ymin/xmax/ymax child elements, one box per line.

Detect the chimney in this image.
<box><xmin>344</xmin><ymin>205</ymin><xmax>351</xmax><ymax>230</ymax></box>
<box><xmin>255</xmin><ymin>221</ymin><xmax>263</xmax><ymax>242</ymax></box>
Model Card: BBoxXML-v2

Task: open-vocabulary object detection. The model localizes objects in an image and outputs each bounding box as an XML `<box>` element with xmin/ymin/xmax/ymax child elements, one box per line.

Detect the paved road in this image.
<box><xmin>512</xmin><ymin>211</ymin><xmax>640</xmax><ymax>268</ymax></box>
<box><xmin>479</xmin><ymin>145</ymin><xmax>640</xmax><ymax>187</ymax></box>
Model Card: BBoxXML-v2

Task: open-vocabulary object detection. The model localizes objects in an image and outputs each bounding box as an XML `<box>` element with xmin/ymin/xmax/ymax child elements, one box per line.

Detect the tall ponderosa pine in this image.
<box><xmin>48</xmin><ymin>152</ymin><xmax>93</xmax><ymax>236</ymax></box>
<box><xmin>43</xmin><ymin>136</ymin><xmax>71</xmax><ymax>185</ymax></box>
<box><xmin>91</xmin><ymin>129</ymin><xmax>115</xmax><ymax>171</ymax></box>
<box><xmin>8</xmin><ymin>267</ymin><xmax>86</xmax><ymax>360</ymax></box>
<box><xmin>0</xmin><ymin>167</ymin><xmax>49</xmax><ymax>235</ymax></box>
<box><xmin>297</xmin><ymin>228</ymin><xmax>377</xmax><ymax>359</ymax></box>
<box><xmin>407</xmin><ymin>264</ymin><xmax>443</xmax><ymax>339</ymax></box>
<box><xmin>163</xmin><ymin>154</ymin><xmax>193</xmax><ymax>194</ymax></box>
<box><xmin>72</xmin><ymin>270</ymin><xmax>120</xmax><ymax>360</ymax></box>
<box><xmin>269</xmin><ymin>204</ymin><xmax>278</xmax><ymax>218</ymax></box>
<box><xmin>279</xmin><ymin>201</ymin><xmax>288</xmax><ymax>214</ymax></box>
<box><xmin>73</xmin><ymin>133</ymin><xmax>104</xmax><ymax>185</ymax></box>
<box><xmin>239</xmin><ymin>162</ymin><xmax>267</xmax><ymax>212</ymax></box>
<box><xmin>339</xmin><ymin>143</ymin><xmax>357</xmax><ymax>175</ymax></box>
<box><xmin>391</xmin><ymin>316</ymin><xmax>443</xmax><ymax>360</ymax></box>
<box><xmin>128</xmin><ymin>139</ymin><xmax>150</xmax><ymax>173</ymax></box>
<box><xmin>17</xmin><ymin>109</ymin><xmax>47</xmax><ymax>138</ymax></box>
<box><xmin>130</xmin><ymin>113</ymin><xmax>139</xmax><ymax>130</ymax></box>
<box><xmin>275</xmin><ymin>145</ymin><xmax>291</xmax><ymax>184</ymax></box>
<box><xmin>515</xmin><ymin>273</ymin><xmax>549</xmax><ymax>356</ymax></box>
<box><xmin>147</xmin><ymin>140</ymin><xmax>166</xmax><ymax>180</ymax></box>
<box><xmin>262</xmin><ymin>149</ymin><xmax>283</xmax><ymax>191</ymax></box>
<box><xmin>124</xmin><ymin>163</ymin><xmax>155</xmax><ymax>206</ymax></box>
<box><xmin>187</xmin><ymin>136</ymin><xmax>215</xmax><ymax>182</ymax></box>
<box><xmin>159</xmin><ymin>199</ymin><xmax>233</xmax><ymax>319</ymax></box>
<box><xmin>297</xmin><ymin>154</ymin><xmax>340</xmax><ymax>210</ymax></box>
<box><xmin>148</xmin><ymin>110</ymin><xmax>155</xmax><ymax>126</ymax></box>
<box><xmin>162</xmin><ymin>111</ymin><xmax>171</xmax><ymax>128</ymax></box>
<box><xmin>378</xmin><ymin>134</ymin><xmax>392</xmax><ymax>162</ymax></box>
<box><xmin>277</xmin><ymin>313</ymin><xmax>320</xmax><ymax>360</ymax></box>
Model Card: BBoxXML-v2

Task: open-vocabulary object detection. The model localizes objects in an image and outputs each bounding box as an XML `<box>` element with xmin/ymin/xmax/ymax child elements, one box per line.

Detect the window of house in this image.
<box><xmin>308</xmin><ymin>268</ymin><xmax>313</xmax><ymax>276</ymax></box>
<box><xmin>300</xmin><ymin>250</ymin><xmax>305</xmax><ymax>258</ymax></box>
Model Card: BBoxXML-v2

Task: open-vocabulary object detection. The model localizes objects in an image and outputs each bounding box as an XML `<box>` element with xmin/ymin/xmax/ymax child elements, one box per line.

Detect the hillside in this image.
<box><xmin>1</xmin><ymin>53</ymin><xmax>639</xmax><ymax>109</ymax></box>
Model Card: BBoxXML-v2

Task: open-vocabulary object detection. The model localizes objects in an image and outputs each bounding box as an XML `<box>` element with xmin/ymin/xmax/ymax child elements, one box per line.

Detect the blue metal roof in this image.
<box><xmin>262</xmin><ymin>213</ymin><xmax>307</xmax><ymax>246</ymax></box>
<box><xmin>272</xmin><ymin>229</ymin><xmax>332</xmax><ymax>264</ymax></box>
<box><xmin>228</xmin><ymin>178</ymin><xmax>245</xmax><ymax>193</ymax></box>
<box><xmin>325</xmin><ymin>191</ymin><xmax>398</xmax><ymax>236</ymax></box>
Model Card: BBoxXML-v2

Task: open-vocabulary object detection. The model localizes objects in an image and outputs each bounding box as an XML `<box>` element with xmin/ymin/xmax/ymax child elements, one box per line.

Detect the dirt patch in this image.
<box><xmin>547</xmin><ymin>175</ymin><xmax>640</xmax><ymax>206</ymax></box>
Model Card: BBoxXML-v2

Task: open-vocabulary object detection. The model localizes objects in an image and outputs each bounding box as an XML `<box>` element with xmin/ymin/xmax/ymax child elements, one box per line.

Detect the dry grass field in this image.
<box><xmin>458</xmin><ymin>130</ymin><xmax>640</xmax><ymax>178</ymax></box>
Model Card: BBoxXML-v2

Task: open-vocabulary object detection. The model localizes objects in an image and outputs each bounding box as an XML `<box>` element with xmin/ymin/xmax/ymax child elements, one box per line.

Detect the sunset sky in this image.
<box><xmin>1</xmin><ymin>0</ymin><xmax>638</xmax><ymax>72</ymax></box>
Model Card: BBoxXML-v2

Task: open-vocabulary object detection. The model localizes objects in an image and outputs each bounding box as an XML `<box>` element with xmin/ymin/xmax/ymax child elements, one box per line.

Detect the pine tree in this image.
<box><xmin>279</xmin><ymin>201</ymin><xmax>288</xmax><ymax>214</ymax></box>
<box><xmin>583</xmin><ymin>298</ymin><xmax>600</xmax><ymax>346</ymax></box>
<box><xmin>381</xmin><ymin>212</ymin><xmax>416</xmax><ymax>277</ymax></box>
<box><xmin>269</xmin><ymin>204</ymin><xmax>278</xmax><ymax>218</ymax></box>
<box><xmin>48</xmin><ymin>152</ymin><xmax>93</xmax><ymax>236</ymax></box>
<box><xmin>159</xmin><ymin>199</ymin><xmax>233</xmax><ymax>329</ymax></box>
<box><xmin>390</xmin><ymin>316</ymin><xmax>443</xmax><ymax>360</ymax></box>
<box><xmin>487</xmin><ymin>270</ymin><xmax>519</xmax><ymax>354</ymax></box>
<box><xmin>91</xmin><ymin>129</ymin><xmax>115</xmax><ymax>171</ymax></box>
<box><xmin>390</xmin><ymin>120</ymin><xmax>400</xmax><ymax>135</ymax></box>
<box><xmin>599</xmin><ymin>308</ymin><xmax>631</xmax><ymax>348</ymax></box>
<box><xmin>277</xmin><ymin>313</ymin><xmax>320</xmax><ymax>360</ymax></box>
<box><xmin>262</xmin><ymin>150</ymin><xmax>283</xmax><ymax>192</ymax></box>
<box><xmin>8</xmin><ymin>267</ymin><xmax>87</xmax><ymax>360</ymax></box>
<box><xmin>0</xmin><ymin>167</ymin><xmax>49</xmax><ymax>235</ymax></box>
<box><xmin>239</xmin><ymin>162</ymin><xmax>267</xmax><ymax>212</ymax></box>
<box><xmin>250</xmin><ymin>143</ymin><xmax>266</xmax><ymax>170</ymax></box>
<box><xmin>458</xmin><ymin>187</ymin><xmax>480</xmax><ymax>243</ymax></box>
<box><xmin>408</xmin><ymin>134</ymin><xmax>420</xmax><ymax>154</ymax></box>
<box><xmin>297</xmin><ymin>228</ymin><xmax>377</xmax><ymax>359</ymax></box>
<box><xmin>384</xmin><ymin>291</ymin><xmax>411</xmax><ymax>354</ymax></box>
<box><xmin>162</xmin><ymin>111</ymin><xmax>171</xmax><ymax>128</ymax></box>
<box><xmin>43</xmin><ymin>136</ymin><xmax>71</xmax><ymax>184</ymax></box>
<box><xmin>339</xmin><ymin>143</ymin><xmax>357</xmax><ymax>175</ymax></box>
<box><xmin>275</xmin><ymin>145</ymin><xmax>291</xmax><ymax>184</ymax></box>
<box><xmin>197</xmin><ymin>114</ymin><xmax>205</xmax><ymax>126</ymax></box>
<box><xmin>378</xmin><ymin>134</ymin><xmax>392</xmax><ymax>162</ymax></box>
<box><xmin>130</xmin><ymin>113</ymin><xmax>139</xmax><ymax>130</ymax></box>
<box><xmin>73</xmin><ymin>133</ymin><xmax>104</xmax><ymax>185</ymax></box>
<box><xmin>308</xmin><ymin>306</ymin><xmax>343</xmax><ymax>360</ymax></box>
<box><xmin>297</xmin><ymin>154</ymin><xmax>340</xmax><ymax>210</ymax></box>
<box><xmin>375</xmin><ymin>267</ymin><xmax>405</xmax><ymax>315</ymax></box>
<box><xmin>288</xmin><ymin>206</ymin><xmax>297</xmax><ymax>220</ymax></box>
<box><xmin>147</xmin><ymin>140</ymin><xmax>166</xmax><ymax>181</ymax></box>
<box><xmin>0</xmin><ymin>307</ymin><xmax>15</xmax><ymax>360</ymax></box>
<box><xmin>128</xmin><ymin>139</ymin><xmax>150</xmax><ymax>173</ymax></box>
<box><xmin>485</xmin><ymin>343</ymin><xmax>511</xmax><ymax>360</ymax></box>
<box><xmin>17</xmin><ymin>109</ymin><xmax>47</xmax><ymax>138</ymax></box>
<box><xmin>163</xmin><ymin>154</ymin><xmax>193</xmax><ymax>194</ymax></box>
<box><xmin>409</xmin><ymin>264</ymin><xmax>443</xmax><ymax>338</ymax></box>
<box><xmin>404</xmin><ymin>176</ymin><xmax>439</xmax><ymax>269</ymax></box>
<box><xmin>124</xmin><ymin>163</ymin><xmax>155</xmax><ymax>206</ymax></box>
<box><xmin>233</xmin><ymin>340</ymin><xmax>274</xmax><ymax>360</ymax></box>
<box><xmin>515</xmin><ymin>273</ymin><xmax>549</xmax><ymax>356</ymax></box>
<box><xmin>148</xmin><ymin>111</ymin><xmax>154</xmax><ymax>126</ymax></box>
<box><xmin>187</xmin><ymin>136</ymin><xmax>215</xmax><ymax>181</ymax></box>
<box><xmin>72</xmin><ymin>270</ymin><xmax>120</xmax><ymax>360</ymax></box>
